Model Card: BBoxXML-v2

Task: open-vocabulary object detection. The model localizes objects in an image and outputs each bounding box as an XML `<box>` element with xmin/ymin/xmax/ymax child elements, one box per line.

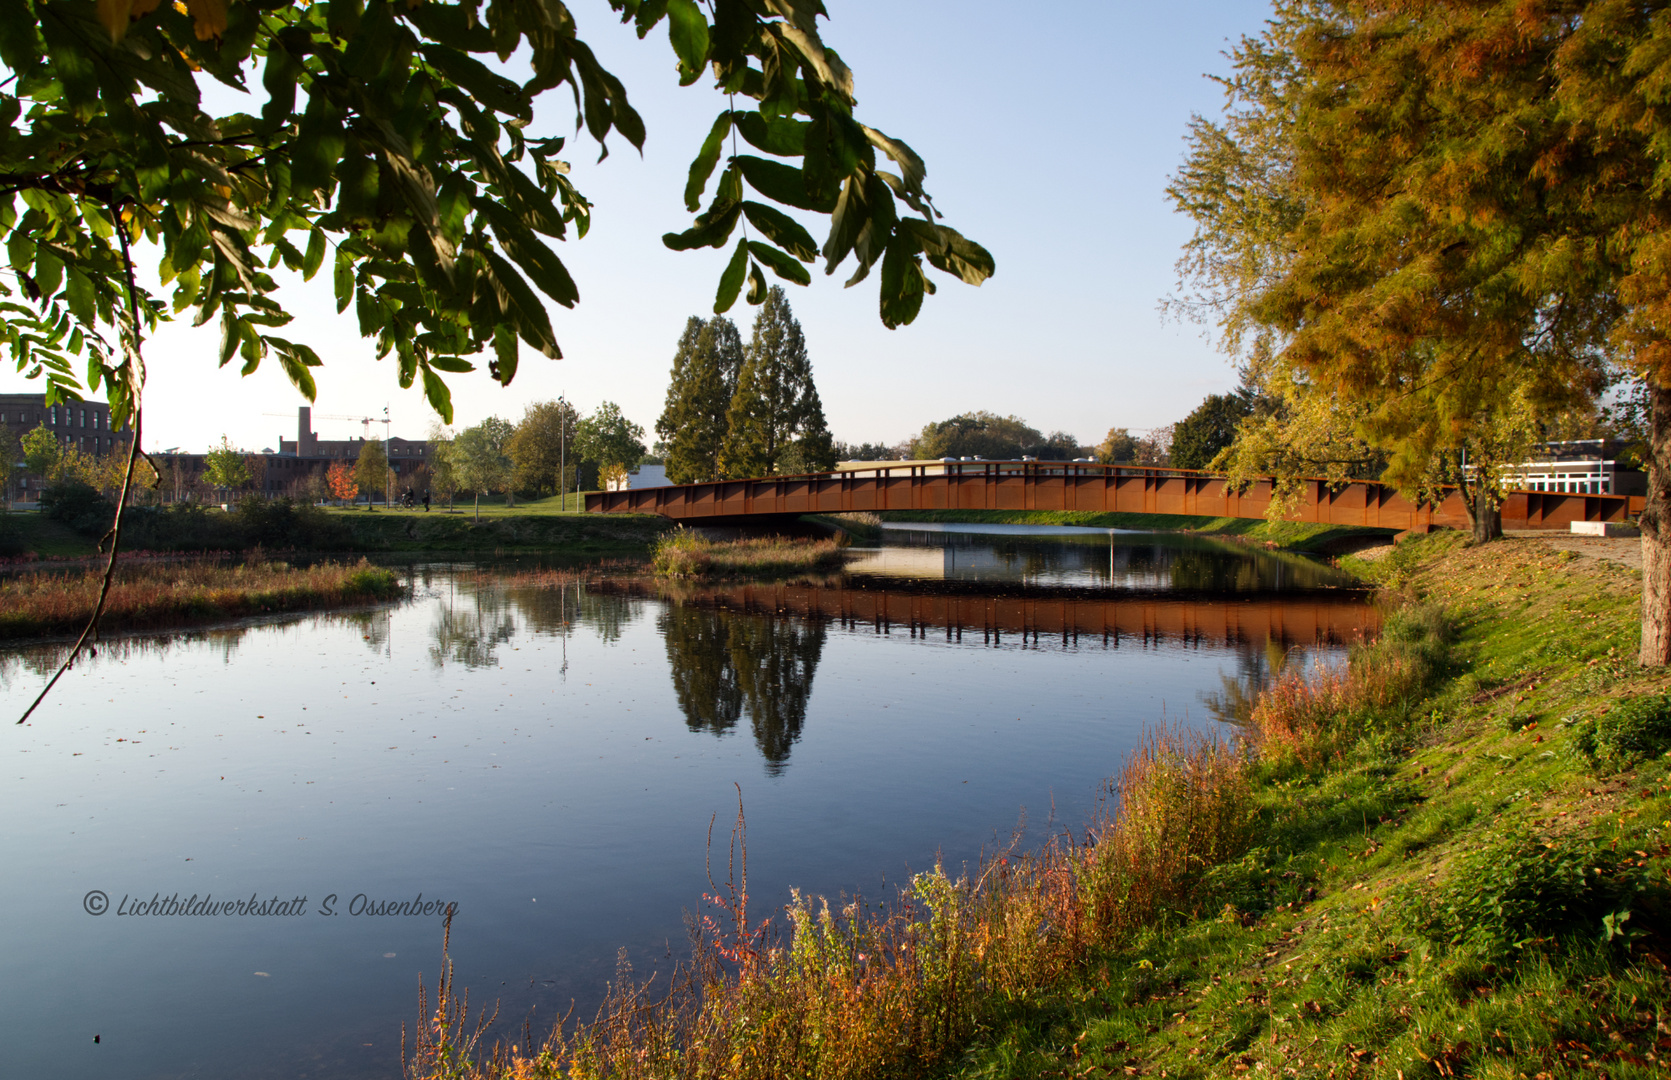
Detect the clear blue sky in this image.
<box><xmin>2</xmin><ymin>1</ymin><xmax>1274</xmax><ymax>454</ymax></box>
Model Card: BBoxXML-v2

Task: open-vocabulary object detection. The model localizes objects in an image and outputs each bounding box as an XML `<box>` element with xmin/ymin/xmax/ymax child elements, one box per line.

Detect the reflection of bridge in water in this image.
<box><xmin>586</xmin><ymin>460</ymin><xmax>1642</xmax><ymax>531</ymax></box>
<box><xmin>594</xmin><ymin>578</ymin><xmax>1380</xmax><ymax>650</ymax></box>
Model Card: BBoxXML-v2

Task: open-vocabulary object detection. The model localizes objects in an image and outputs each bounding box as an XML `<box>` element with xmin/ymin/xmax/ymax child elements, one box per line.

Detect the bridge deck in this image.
<box><xmin>585</xmin><ymin>461</ymin><xmax>1641</xmax><ymax>532</ymax></box>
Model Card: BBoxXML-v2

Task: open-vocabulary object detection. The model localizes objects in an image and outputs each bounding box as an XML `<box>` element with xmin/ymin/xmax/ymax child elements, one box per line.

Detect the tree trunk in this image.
<box><xmin>1471</xmin><ymin>485</ymin><xmax>1502</xmax><ymax>544</ymax></box>
<box><xmin>1639</xmin><ymin>380</ymin><xmax>1671</xmax><ymax>665</ymax></box>
<box><xmin>474</xmin><ymin>491</ymin><xmax>481</xmax><ymax>523</ymax></box>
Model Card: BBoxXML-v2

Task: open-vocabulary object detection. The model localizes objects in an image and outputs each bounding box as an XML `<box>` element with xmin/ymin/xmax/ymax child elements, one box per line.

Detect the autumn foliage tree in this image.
<box><xmin>327</xmin><ymin>460</ymin><xmax>358</xmax><ymax>507</ymax></box>
<box><xmin>355</xmin><ymin>440</ymin><xmax>389</xmax><ymax>509</ymax></box>
<box><xmin>1168</xmin><ymin>0</ymin><xmax>1671</xmax><ymax>664</ymax></box>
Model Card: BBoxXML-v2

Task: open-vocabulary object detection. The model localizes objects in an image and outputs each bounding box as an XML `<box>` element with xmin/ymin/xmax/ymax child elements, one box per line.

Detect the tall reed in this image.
<box><xmin>404</xmin><ymin>729</ymin><xmax>1253</xmax><ymax>1080</ymax></box>
<box><xmin>1250</xmin><ymin>603</ymin><xmax>1449</xmax><ymax>761</ymax></box>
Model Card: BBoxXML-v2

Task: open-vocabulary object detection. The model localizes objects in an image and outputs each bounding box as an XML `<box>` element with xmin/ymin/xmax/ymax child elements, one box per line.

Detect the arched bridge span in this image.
<box><xmin>584</xmin><ymin>461</ymin><xmax>1640</xmax><ymax>532</ymax></box>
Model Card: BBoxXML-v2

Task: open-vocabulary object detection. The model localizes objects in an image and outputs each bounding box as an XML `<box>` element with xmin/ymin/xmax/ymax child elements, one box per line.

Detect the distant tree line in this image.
<box><xmin>428</xmin><ymin>401</ymin><xmax>647</xmax><ymax>519</ymax></box>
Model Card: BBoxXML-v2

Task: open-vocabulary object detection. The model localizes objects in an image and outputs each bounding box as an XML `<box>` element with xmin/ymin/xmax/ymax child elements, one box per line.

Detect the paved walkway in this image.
<box><xmin>1507</xmin><ymin>531</ymin><xmax>1643</xmax><ymax>571</ymax></box>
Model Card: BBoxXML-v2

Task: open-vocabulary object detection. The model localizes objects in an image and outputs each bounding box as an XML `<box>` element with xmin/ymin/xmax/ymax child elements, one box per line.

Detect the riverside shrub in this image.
<box><xmin>41</xmin><ymin>482</ymin><xmax>115</xmax><ymax>535</ymax></box>
<box><xmin>1399</xmin><ymin>830</ymin><xmax>1649</xmax><ymax>961</ymax></box>
<box><xmin>1573</xmin><ymin>694</ymin><xmax>1671</xmax><ymax>772</ymax></box>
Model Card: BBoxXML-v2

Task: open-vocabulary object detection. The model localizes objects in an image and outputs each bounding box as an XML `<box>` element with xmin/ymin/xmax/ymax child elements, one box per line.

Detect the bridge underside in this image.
<box><xmin>586</xmin><ymin>463</ymin><xmax>1641</xmax><ymax>532</ymax></box>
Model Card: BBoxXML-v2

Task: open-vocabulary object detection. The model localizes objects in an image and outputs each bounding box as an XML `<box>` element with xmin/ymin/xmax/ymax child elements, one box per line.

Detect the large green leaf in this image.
<box><xmin>421</xmin><ymin>45</ymin><xmax>533</xmax><ymax>122</ymax></box>
<box><xmin>666</xmin><ymin>0</ymin><xmax>710</xmax><ymax>86</ymax></box>
<box><xmin>479</xmin><ymin>200</ymin><xmax>581</xmax><ymax>308</ymax></box>
<box><xmin>663</xmin><ymin>203</ymin><xmax>743</xmax><ymax>250</ymax></box>
<box><xmin>734</xmin><ymin>112</ymin><xmax>809</xmax><ymax>157</ymax></box>
<box><xmin>878</xmin><ymin>233</ymin><xmax>925</xmax><ymax>329</ymax></box>
<box><xmin>714</xmin><ymin>237</ymin><xmax>750</xmax><ymax>313</ymax></box>
<box><xmin>481</xmin><ymin>251</ymin><xmax>561</xmax><ymax>361</ymax></box>
<box><xmin>736</xmin><ymin>155</ymin><xmax>836</xmax><ymax>213</ymax></box>
<box><xmin>748</xmin><ymin>241</ymin><xmax>812</xmax><ymax>285</ymax></box>
<box><xmin>898</xmin><ymin>220</ymin><xmax>996</xmax><ymax>286</ymax></box>
<box><xmin>741</xmin><ymin>201</ymin><xmax>817</xmax><ymax>261</ymax></box>
<box><xmin>685</xmin><ymin>111</ymin><xmax>734</xmax><ymax>212</ymax></box>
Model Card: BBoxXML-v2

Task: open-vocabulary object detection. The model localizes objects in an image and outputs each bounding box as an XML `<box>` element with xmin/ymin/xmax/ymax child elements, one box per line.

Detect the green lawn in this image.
<box><xmin>320</xmin><ymin>490</ymin><xmax>597</xmax><ymax>517</ymax></box>
<box><xmin>0</xmin><ymin>511</ymin><xmax>100</xmax><ymax>559</ymax></box>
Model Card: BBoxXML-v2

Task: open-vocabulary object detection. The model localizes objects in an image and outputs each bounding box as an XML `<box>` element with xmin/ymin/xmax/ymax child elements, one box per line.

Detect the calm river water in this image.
<box><xmin>1</xmin><ymin>526</ymin><xmax>1374</xmax><ymax>1079</ymax></box>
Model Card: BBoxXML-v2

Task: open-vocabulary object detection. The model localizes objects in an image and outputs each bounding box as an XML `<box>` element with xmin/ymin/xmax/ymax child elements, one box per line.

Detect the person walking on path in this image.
<box><xmin>423</xmin><ymin>491</ymin><xmax>431</xmax><ymax>512</ymax></box>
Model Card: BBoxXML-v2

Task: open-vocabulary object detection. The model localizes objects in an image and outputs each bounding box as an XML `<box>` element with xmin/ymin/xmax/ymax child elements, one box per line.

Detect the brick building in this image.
<box><xmin>2</xmin><ymin>391</ymin><xmax>134</xmax><ymax>502</ymax></box>
<box><xmin>152</xmin><ymin>407</ymin><xmax>433</xmax><ymax>503</ymax></box>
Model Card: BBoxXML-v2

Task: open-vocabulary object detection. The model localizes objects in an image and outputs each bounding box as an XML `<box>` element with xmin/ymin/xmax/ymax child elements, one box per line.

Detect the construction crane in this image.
<box><xmin>262</xmin><ymin>409</ymin><xmax>391</xmax><ymax>440</ymax></box>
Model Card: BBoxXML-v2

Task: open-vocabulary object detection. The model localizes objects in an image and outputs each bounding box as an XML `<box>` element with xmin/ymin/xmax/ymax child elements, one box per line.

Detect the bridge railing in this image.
<box><xmin>586</xmin><ymin>459</ymin><xmax>1643</xmax><ymax>529</ymax></box>
<box><xmin>618</xmin><ymin>458</ymin><xmax>1633</xmax><ymax>497</ymax></box>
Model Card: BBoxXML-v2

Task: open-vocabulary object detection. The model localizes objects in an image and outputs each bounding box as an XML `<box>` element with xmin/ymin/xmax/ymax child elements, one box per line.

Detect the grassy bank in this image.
<box><xmin>407</xmin><ymin>532</ymin><xmax>1669</xmax><ymax>1080</ymax></box>
<box><xmin>651</xmin><ymin>529</ymin><xmax>849</xmax><ymax>579</ymax></box>
<box><xmin>871</xmin><ymin>509</ymin><xmax>1393</xmax><ymax>551</ymax></box>
<box><xmin>0</xmin><ymin>558</ymin><xmax>403</xmax><ymax>639</ymax></box>
<box><xmin>0</xmin><ymin>511</ymin><xmax>100</xmax><ymax>559</ymax></box>
<box><xmin>325</xmin><ymin>509</ymin><xmax>670</xmax><ymax>554</ymax></box>
<box><xmin>1</xmin><ymin>503</ymin><xmax>671</xmax><ymax>559</ymax></box>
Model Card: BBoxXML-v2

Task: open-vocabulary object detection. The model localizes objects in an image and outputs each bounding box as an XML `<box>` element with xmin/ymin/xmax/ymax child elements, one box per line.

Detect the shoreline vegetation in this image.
<box><xmin>4</xmin><ymin>496</ymin><xmax>1393</xmax><ymax>563</ymax></box>
<box><xmin>651</xmin><ymin>529</ymin><xmax>850</xmax><ymax>580</ymax></box>
<box><xmin>0</xmin><ymin>558</ymin><xmax>403</xmax><ymax>640</ymax></box>
<box><xmin>0</xmin><ymin>500</ymin><xmax>673</xmax><ymax>560</ymax></box>
<box><xmin>405</xmin><ymin>532</ymin><xmax>1670</xmax><ymax>1080</ymax></box>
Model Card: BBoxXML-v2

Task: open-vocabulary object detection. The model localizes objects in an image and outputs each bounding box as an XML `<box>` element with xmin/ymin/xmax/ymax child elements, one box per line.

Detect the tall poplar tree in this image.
<box><xmin>656</xmin><ymin>316</ymin><xmax>743</xmax><ymax>484</ymax></box>
<box><xmin>721</xmin><ymin>286</ymin><xmax>834</xmax><ymax>476</ymax></box>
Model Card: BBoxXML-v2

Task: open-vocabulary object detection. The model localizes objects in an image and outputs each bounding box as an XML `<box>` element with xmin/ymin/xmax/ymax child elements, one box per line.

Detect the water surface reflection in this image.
<box><xmin>0</xmin><ymin>529</ymin><xmax>1375</xmax><ymax>1080</ymax></box>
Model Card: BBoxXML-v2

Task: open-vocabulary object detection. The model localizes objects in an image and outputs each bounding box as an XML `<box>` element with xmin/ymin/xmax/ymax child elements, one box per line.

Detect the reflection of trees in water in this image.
<box><xmin>0</xmin><ymin>618</ymin><xmax>327</xmax><ymax>690</ymax></box>
<box><xmin>659</xmin><ymin>604</ymin><xmax>826</xmax><ymax>773</ymax></box>
<box><xmin>886</xmin><ymin>530</ymin><xmax>1356</xmax><ymax>591</ymax></box>
<box><xmin>507</xmin><ymin>584</ymin><xmax>636</xmax><ymax>645</ymax></box>
<box><xmin>347</xmin><ymin>609</ymin><xmax>392</xmax><ymax>653</ymax></box>
<box><xmin>731</xmin><ymin>616</ymin><xmax>824</xmax><ymax>769</ymax></box>
<box><xmin>423</xmin><ymin>577</ymin><xmax>643</xmax><ymax>670</ymax></box>
<box><xmin>428</xmin><ymin>594</ymin><xmax>516</xmax><ymax>669</ymax></box>
<box><xmin>1130</xmin><ymin>544</ymin><xmax>1345</xmax><ymax>593</ymax></box>
<box><xmin>661</xmin><ymin>605</ymin><xmax>742</xmax><ymax>735</ymax></box>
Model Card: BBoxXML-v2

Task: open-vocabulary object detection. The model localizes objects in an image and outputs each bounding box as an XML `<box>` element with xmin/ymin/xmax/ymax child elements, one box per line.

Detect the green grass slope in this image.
<box><xmin>325</xmin><ymin>508</ymin><xmax>671</xmax><ymax>553</ymax></box>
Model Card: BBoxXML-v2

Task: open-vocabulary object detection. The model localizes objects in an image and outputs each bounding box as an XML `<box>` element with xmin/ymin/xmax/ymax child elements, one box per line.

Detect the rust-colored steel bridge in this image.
<box><xmin>584</xmin><ymin>460</ymin><xmax>1642</xmax><ymax>532</ymax></box>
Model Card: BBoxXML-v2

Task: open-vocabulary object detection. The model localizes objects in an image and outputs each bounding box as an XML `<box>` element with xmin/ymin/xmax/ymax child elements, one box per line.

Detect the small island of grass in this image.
<box><xmin>0</xmin><ymin>558</ymin><xmax>403</xmax><ymax>640</ymax></box>
<box><xmin>650</xmin><ymin>530</ymin><xmax>848</xmax><ymax>579</ymax></box>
